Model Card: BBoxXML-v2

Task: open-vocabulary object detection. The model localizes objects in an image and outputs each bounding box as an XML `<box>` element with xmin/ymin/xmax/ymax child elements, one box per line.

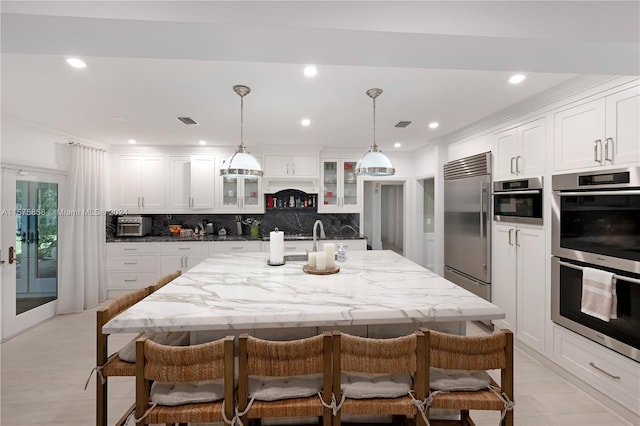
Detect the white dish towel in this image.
<box><xmin>581</xmin><ymin>267</ymin><xmax>617</xmax><ymax>322</ymax></box>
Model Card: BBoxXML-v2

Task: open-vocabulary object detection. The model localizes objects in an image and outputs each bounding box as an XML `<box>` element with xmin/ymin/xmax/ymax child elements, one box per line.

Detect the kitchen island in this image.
<box><xmin>103</xmin><ymin>250</ymin><xmax>504</xmax><ymax>336</ymax></box>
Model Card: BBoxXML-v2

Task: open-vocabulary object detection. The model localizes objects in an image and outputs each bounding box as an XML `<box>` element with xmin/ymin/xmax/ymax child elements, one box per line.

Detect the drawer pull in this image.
<box><xmin>589</xmin><ymin>362</ymin><xmax>621</xmax><ymax>379</ymax></box>
<box><xmin>124</xmin><ymin>262</ymin><xmax>138</xmax><ymax>265</ymax></box>
<box><xmin>231</xmin><ymin>246</ymin><xmax>244</xmax><ymax>250</ymax></box>
<box><xmin>124</xmin><ymin>279</ymin><xmax>138</xmax><ymax>282</ymax></box>
<box><xmin>123</xmin><ymin>248</ymin><xmax>138</xmax><ymax>251</ymax></box>
<box><xmin>285</xmin><ymin>246</ymin><xmax>297</xmax><ymax>250</ymax></box>
<box><xmin>178</xmin><ymin>247</ymin><xmax>191</xmax><ymax>250</ymax></box>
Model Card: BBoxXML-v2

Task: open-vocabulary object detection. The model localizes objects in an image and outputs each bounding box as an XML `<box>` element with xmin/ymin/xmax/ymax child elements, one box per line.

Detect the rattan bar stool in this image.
<box><xmin>237</xmin><ymin>332</ymin><xmax>333</xmax><ymax>426</ymax></box>
<box><xmin>147</xmin><ymin>270</ymin><xmax>181</xmax><ymax>294</ymax></box>
<box><xmin>134</xmin><ymin>335</ymin><xmax>235</xmax><ymax>426</ymax></box>
<box><xmin>94</xmin><ymin>287</ymin><xmax>151</xmax><ymax>426</ymax></box>
<box><xmin>421</xmin><ymin>328</ymin><xmax>514</xmax><ymax>426</ymax></box>
<box><xmin>331</xmin><ymin>330</ymin><xmax>427</xmax><ymax>426</ymax></box>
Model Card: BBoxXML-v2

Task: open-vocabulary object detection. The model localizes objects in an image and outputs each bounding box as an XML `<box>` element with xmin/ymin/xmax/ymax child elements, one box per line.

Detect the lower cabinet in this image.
<box><xmin>212</xmin><ymin>240</ymin><xmax>263</xmax><ymax>253</ymax></box>
<box><xmin>159</xmin><ymin>242</ymin><xmax>212</xmax><ymax>275</ymax></box>
<box><xmin>492</xmin><ymin>224</ymin><xmax>546</xmax><ymax>353</ymax></box>
<box><xmin>106</xmin><ymin>243</ymin><xmax>159</xmax><ymax>298</ymax></box>
<box><xmin>553</xmin><ymin>325</ymin><xmax>640</xmax><ymax>417</ymax></box>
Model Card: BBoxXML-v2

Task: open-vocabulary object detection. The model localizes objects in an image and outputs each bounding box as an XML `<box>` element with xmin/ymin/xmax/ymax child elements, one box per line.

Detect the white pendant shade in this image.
<box><xmin>355</xmin><ymin>88</ymin><xmax>395</xmax><ymax>176</ymax></box>
<box><xmin>220</xmin><ymin>150</ymin><xmax>263</xmax><ymax>178</ymax></box>
<box><xmin>355</xmin><ymin>149</ymin><xmax>395</xmax><ymax>176</ymax></box>
<box><xmin>220</xmin><ymin>84</ymin><xmax>263</xmax><ymax>179</ymax></box>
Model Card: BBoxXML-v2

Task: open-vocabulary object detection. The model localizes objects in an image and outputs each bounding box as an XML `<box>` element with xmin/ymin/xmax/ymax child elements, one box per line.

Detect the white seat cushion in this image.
<box><xmin>429</xmin><ymin>368</ymin><xmax>492</xmax><ymax>392</ymax></box>
<box><xmin>118</xmin><ymin>331</ymin><xmax>190</xmax><ymax>363</ymax></box>
<box><xmin>150</xmin><ymin>379</ymin><xmax>224</xmax><ymax>406</ymax></box>
<box><xmin>248</xmin><ymin>374</ymin><xmax>323</xmax><ymax>401</ymax></box>
<box><xmin>341</xmin><ymin>372</ymin><xmax>412</xmax><ymax>399</ymax></box>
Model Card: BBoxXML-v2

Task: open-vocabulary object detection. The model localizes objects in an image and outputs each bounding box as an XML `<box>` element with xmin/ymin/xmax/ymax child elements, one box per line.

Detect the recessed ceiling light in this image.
<box><xmin>66</xmin><ymin>57</ymin><xmax>86</xmax><ymax>69</ymax></box>
<box><xmin>199</xmin><ymin>140</ymin><xmax>207</xmax><ymax>146</ymax></box>
<box><xmin>428</xmin><ymin>122</ymin><xmax>439</xmax><ymax>129</ymax></box>
<box><xmin>509</xmin><ymin>74</ymin><xmax>526</xmax><ymax>84</ymax></box>
<box><xmin>301</xmin><ymin>118</ymin><xmax>311</xmax><ymax>126</ymax></box>
<box><xmin>128</xmin><ymin>139</ymin><xmax>137</xmax><ymax>145</ymax></box>
<box><xmin>303</xmin><ymin>65</ymin><xmax>317</xmax><ymax>77</ymax></box>
<box><xmin>394</xmin><ymin>142</ymin><xmax>402</xmax><ymax>148</ymax></box>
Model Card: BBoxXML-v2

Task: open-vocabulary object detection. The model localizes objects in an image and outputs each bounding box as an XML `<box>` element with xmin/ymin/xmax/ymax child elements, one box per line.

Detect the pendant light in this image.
<box><xmin>355</xmin><ymin>88</ymin><xmax>395</xmax><ymax>176</ymax></box>
<box><xmin>220</xmin><ymin>85</ymin><xmax>264</xmax><ymax>178</ymax></box>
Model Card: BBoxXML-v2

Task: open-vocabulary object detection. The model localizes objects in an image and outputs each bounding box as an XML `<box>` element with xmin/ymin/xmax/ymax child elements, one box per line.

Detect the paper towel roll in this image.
<box><xmin>269</xmin><ymin>230</ymin><xmax>284</xmax><ymax>264</ymax></box>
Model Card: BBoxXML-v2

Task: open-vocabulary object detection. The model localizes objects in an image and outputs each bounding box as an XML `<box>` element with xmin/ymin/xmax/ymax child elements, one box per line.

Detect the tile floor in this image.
<box><xmin>0</xmin><ymin>304</ymin><xmax>632</xmax><ymax>426</ymax></box>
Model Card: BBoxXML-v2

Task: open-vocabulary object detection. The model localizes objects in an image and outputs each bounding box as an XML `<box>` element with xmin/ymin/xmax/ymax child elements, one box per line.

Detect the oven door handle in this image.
<box><xmin>557</xmin><ymin>259</ymin><xmax>640</xmax><ymax>285</ymax></box>
<box><xmin>493</xmin><ymin>190</ymin><xmax>540</xmax><ymax>195</ymax></box>
<box><xmin>555</xmin><ymin>190</ymin><xmax>640</xmax><ymax>196</ymax></box>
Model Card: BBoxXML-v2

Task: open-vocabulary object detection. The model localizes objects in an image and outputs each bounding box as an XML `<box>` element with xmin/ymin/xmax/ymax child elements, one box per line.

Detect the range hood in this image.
<box><xmin>263</xmin><ymin>178</ymin><xmax>319</xmax><ymax>194</ymax></box>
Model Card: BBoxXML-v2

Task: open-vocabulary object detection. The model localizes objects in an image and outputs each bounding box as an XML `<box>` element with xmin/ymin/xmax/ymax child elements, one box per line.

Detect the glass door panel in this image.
<box><xmin>15</xmin><ymin>181</ymin><xmax>58</xmax><ymax>315</ymax></box>
<box><xmin>343</xmin><ymin>161</ymin><xmax>358</xmax><ymax>207</ymax></box>
<box><xmin>222</xmin><ymin>177</ymin><xmax>239</xmax><ymax>207</ymax></box>
<box><xmin>323</xmin><ymin>161</ymin><xmax>338</xmax><ymax>207</ymax></box>
<box><xmin>243</xmin><ymin>178</ymin><xmax>259</xmax><ymax>207</ymax></box>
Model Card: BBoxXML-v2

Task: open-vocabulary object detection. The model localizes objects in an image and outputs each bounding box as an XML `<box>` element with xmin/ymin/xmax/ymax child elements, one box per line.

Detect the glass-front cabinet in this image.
<box><xmin>319</xmin><ymin>159</ymin><xmax>361</xmax><ymax>213</ymax></box>
<box><xmin>216</xmin><ymin>156</ymin><xmax>263</xmax><ymax>213</ymax></box>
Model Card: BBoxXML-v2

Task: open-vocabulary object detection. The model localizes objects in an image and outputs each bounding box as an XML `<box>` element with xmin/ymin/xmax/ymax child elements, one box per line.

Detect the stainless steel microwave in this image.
<box><xmin>116</xmin><ymin>215</ymin><xmax>152</xmax><ymax>237</ymax></box>
<box><xmin>493</xmin><ymin>177</ymin><xmax>543</xmax><ymax>225</ymax></box>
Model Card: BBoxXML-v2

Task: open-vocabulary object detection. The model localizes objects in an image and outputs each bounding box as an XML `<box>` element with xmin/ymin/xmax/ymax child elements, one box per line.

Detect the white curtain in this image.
<box><xmin>57</xmin><ymin>144</ymin><xmax>106</xmax><ymax>313</ymax></box>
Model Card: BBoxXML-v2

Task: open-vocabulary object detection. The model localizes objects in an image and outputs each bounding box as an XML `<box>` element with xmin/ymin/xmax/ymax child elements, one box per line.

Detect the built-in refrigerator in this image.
<box><xmin>443</xmin><ymin>152</ymin><xmax>492</xmax><ymax>301</ymax></box>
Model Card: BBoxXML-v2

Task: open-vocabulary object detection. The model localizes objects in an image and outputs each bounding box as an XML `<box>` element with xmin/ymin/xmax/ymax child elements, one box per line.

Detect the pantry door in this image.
<box><xmin>1</xmin><ymin>169</ymin><xmax>62</xmax><ymax>340</ymax></box>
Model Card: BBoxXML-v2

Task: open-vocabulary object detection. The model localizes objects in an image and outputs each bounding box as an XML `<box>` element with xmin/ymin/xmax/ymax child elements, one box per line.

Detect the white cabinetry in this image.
<box><xmin>217</xmin><ymin>157</ymin><xmax>263</xmax><ymax>213</ymax></box>
<box><xmin>264</xmin><ymin>155</ymin><xmax>318</xmax><ymax>178</ymax></box>
<box><xmin>554</xmin><ymin>85</ymin><xmax>639</xmax><ymax>171</ymax></box>
<box><xmin>159</xmin><ymin>242</ymin><xmax>211</xmax><ymax>275</ymax></box>
<box><xmin>212</xmin><ymin>240</ymin><xmax>262</xmax><ymax>253</ymax></box>
<box><xmin>106</xmin><ymin>243</ymin><xmax>158</xmax><ymax>298</ymax></box>
<box><xmin>116</xmin><ymin>156</ymin><xmax>165</xmax><ymax>211</ymax></box>
<box><xmin>553</xmin><ymin>325</ymin><xmax>640</xmax><ymax>417</ymax></box>
<box><xmin>319</xmin><ymin>159</ymin><xmax>361</xmax><ymax>213</ymax></box>
<box><xmin>494</xmin><ymin>118</ymin><xmax>546</xmax><ymax>180</ymax></box>
<box><xmin>492</xmin><ymin>224</ymin><xmax>546</xmax><ymax>353</ymax></box>
<box><xmin>168</xmin><ymin>155</ymin><xmax>217</xmax><ymax>211</ymax></box>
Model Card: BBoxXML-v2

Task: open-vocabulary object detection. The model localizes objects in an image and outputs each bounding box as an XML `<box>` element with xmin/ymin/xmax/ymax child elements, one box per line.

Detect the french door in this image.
<box><xmin>1</xmin><ymin>169</ymin><xmax>61</xmax><ymax>339</ymax></box>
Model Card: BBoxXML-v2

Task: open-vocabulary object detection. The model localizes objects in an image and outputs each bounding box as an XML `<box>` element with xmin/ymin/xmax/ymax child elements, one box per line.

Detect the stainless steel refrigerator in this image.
<box><xmin>443</xmin><ymin>152</ymin><xmax>492</xmax><ymax>301</ymax></box>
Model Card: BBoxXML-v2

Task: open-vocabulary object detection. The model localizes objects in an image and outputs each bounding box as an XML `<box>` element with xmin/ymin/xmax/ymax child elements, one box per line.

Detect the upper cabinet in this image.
<box><xmin>554</xmin><ymin>85</ymin><xmax>639</xmax><ymax>171</ymax></box>
<box><xmin>319</xmin><ymin>159</ymin><xmax>361</xmax><ymax>213</ymax></box>
<box><xmin>116</xmin><ymin>155</ymin><xmax>165</xmax><ymax>212</ymax></box>
<box><xmin>216</xmin><ymin>156</ymin><xmax>263</xmax><ymax>213</ymax></box>
<box><xmin>264</xmin><ymin>154</ymin><xmax>318</xmax><ymax>178</ymax></box>
<box><xmin>494</xmin><ymin>117</ymin><xmax>546</xmax><ymax>180</ymax></box>
<box><xmin>168</xmin><ymin>155</ymin><xmax>216</xmax><ymax>211</ymax></box>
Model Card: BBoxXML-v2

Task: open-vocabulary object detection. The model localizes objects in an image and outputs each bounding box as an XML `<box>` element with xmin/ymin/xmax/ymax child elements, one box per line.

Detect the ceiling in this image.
<box><xmin>1</xmin><ymin>1</ymin><xmax>638</xmax><ymax>153</ymax></box>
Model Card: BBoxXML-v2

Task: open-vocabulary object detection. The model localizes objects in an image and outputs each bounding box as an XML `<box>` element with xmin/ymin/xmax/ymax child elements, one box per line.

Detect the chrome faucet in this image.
<box><xmin>312</xmin><ymin>220</ymin><xmax>326</xmax><ymax>252</ymax></box>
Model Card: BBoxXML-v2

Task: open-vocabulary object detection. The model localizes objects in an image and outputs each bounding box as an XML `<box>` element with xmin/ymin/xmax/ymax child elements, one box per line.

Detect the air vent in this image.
<box><xmin>394</xmin><ymin>121</ymin><xmax>412</xmax><ymax>128</ymax></box>
<box><xmin>177</xmin><ymin>117</ymin><xmax>199</xmax><ymax>125</ymax></box>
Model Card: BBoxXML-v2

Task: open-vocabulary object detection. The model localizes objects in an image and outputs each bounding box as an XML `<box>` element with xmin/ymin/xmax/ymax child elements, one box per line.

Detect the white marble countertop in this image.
<box><xmin>103</xmin><ymin>250</ymin><xmax>504</xmax><ymax>333</ymax></box>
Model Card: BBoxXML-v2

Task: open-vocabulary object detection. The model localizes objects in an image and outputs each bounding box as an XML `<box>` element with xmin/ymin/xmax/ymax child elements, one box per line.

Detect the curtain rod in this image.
<box><xmin>61</xmin><ymin>140</ymin><xmax>107</xmax><ymax>152</ymax></box>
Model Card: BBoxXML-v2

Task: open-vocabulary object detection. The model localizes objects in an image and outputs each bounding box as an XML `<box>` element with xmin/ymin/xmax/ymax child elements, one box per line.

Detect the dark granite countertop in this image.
<box><xmin>107</xmin><ymin>235</ymin><xmax>366</xmax><ymax>243</ymax></box>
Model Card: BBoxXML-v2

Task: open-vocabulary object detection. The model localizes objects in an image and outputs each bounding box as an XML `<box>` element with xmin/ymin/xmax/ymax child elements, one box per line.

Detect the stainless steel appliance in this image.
<box><xmin>444</xmin><ymin>152</ymin><xmax>492</xmax><ymax>301</ymax></box>
<box><xmin>116</xmin><ymin>215</ymin><xmax>152</xmax><ymax>237</ymax></box>
<box><xmin>551</xmin><ymin>166</ymin><xmax>640</xmax><ymax>361</ymax></box>
<box><xmin>493</xmin><ymin>177</ymin><xmax>543</xmax><ymax>225</ymax></box>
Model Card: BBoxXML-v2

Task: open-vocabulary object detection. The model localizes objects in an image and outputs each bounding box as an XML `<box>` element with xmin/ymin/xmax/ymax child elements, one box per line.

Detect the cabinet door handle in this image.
<box><xmin>605</xmin><ymin>137</ymin><xmax>614</xmax><ymax>162</ymax></box>
<box><xmin>510</xmin><ymin>157</ymin><xmax>515</xmax><ymax>174</ymax></box>
<box><xmin>124</xmin><ymin>261</ymin><xmax>138</xmax><ymax>265</ymax></box>
<box><xmin>184</xmin><ymin>256</ymin><xmax>188</xmax><ymax>269</ymax></box>
<box><xmin>516</xmin><ymin>155</ymin><xmax>522</xmax><ymax>173</ymax></box>
<box><xmin>286</xmin><ymin>163</ymin><xmax>290</xmax><ymax>175</ymax></box>
<box><xmin>141</xmin><ymin>196</ymin><xmax>145</xmax><ymax>207</ymax></box>
<box><xmin>589</xmin><ymin>362</ymin><xmax>621</xmax><ymax>379</ymax></box>
<box><xmin>594</xmin><ymin>139</ymin><xmax>603</xmax><ymax>164</ymax></box>
<box><xmin>137</xmin><ymin>197</ymin><xmax>141</xmax><ymax>207</ymax></box>
<box><xmin>515</xmin><ymin>229</ymin><xmax>520</xmax><ymax>247</ymax></box>
<box><xmin>180</xmin><ymin>256</ymin><xmax>184</xmax><ymax>268</ymax></box>
<box><xmin>292</xmin><ymin>163</ymin><xmax>296</xmax><ymax>175</ymax></box>
<box><xmin>124</xmin><ymin>279</ymin><xmax>137</xmax><ymax>282</ymax></box>
<box><xmin>508</xmin><ymin>228</ymin><xmax>514</xmax><ymax>245</ymax></box>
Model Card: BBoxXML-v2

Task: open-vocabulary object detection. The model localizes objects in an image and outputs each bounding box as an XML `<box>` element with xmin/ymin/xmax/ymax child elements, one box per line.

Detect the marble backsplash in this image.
<box><xmin>106</xmin><ymin>210</ymin><xmax>359</xmax><ymax>239</ymax></box>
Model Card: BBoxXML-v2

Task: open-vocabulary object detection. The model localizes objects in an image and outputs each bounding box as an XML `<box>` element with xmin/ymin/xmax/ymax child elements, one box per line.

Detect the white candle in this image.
<box><xmin>269</xmin><ymin>230</ymin><xmax>284</xmax><ymax>264</ymax></box>
<box><xmin>315</xmin><ymin>251</ymin><xmax>326</xmax><ymax>271</ymax></box>
<box><xmin>308</xmin><ymin>252</ymin><xmax>317</xmax><ymax>268</ymax></box>
<box><xmin>324</xmin><ymin>243</ymin><xmax>335</xmax><ymax>269</ymax></box>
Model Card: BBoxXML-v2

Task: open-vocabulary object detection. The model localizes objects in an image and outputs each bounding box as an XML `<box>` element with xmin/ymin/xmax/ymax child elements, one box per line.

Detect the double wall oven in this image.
<box><xmin>552</xmin><ymin>167</ymin><xmax>640</xmax><ymax>362</ymax></box>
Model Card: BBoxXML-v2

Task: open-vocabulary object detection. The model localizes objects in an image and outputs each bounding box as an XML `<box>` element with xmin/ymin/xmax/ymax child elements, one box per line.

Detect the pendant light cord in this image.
<box><xmin>372</xmin><ymin>95</ymin><xmax>377</xmax><ymax>149</ymax></box>
<box><xmin>239</xmin><ymin>94</ymin><xmax>245</xmax><ymax>152</ymax></box>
